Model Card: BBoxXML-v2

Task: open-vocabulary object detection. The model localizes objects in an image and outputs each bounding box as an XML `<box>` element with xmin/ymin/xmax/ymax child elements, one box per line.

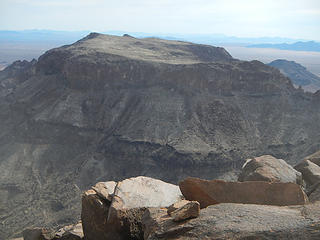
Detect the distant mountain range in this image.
<box><xmin>268</xmin><ymin>59</ymin><xmax>320</xmax><ymax>92</ymax></box>
<box><xmin>0</xmin><ymin>30</ymin><xmax>90</xmax><ymax>43</ymax></box>
<box><xmin>0</xmin><ymin>30</ymin><xmax>307</xmax><ymax>45</ymax></box>
<box><xmin>248</xmin><ymin>41</ymin><xmax>320</xmax><ymax>52</ymax></box>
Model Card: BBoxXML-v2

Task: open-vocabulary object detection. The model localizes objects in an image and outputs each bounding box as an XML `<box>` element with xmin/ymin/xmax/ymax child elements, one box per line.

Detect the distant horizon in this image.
<box><xmin>0</xmin><ymin>29</ymin><xmax>318</xmax><ymax>43</ymax></box>
<box><xmin>1</xmin><ymin>0</ymin><xmax>319</xmax><ymax>41</ymax></box>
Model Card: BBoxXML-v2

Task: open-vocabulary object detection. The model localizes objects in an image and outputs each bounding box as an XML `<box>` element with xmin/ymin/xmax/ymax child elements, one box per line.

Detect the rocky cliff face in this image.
<box><xmin>1</xmin><ymin>33</ymin><xmax>320</xmax><ymax>238</ymax></box>
<box><xmin>268</xmin><ymin>59</ymin><xmax>320</xmax><ymax>92</ymax></box>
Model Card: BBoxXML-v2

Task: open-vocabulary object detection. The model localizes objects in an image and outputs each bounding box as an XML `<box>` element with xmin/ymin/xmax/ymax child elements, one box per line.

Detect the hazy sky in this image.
<box><xmin>1</xmin><ymin>0</ymin><xmax>320</xmax><ymax>40</ymax></box>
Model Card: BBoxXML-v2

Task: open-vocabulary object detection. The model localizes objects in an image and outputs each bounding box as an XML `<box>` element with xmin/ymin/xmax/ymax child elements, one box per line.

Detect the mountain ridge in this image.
<box><xmin>248</xmin><ymin>41</ymin><xmax>320</xmax><ymax>52</ymax></box>
<box><xmin>268</xmin><ymin>59</ymin><xmax>320</xmax><ymax>93</ymax></box>
<box><xmin>1</xmin><ymin>33</ymin><xmax>320</xmax><ymax>239</ymax></box>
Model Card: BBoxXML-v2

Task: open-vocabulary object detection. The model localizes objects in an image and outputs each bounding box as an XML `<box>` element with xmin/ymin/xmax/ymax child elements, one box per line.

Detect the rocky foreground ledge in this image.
<box><xmin>18</xmin><ymin>154</ymin><xmax>320</xmax><ymax>240</ymax></box>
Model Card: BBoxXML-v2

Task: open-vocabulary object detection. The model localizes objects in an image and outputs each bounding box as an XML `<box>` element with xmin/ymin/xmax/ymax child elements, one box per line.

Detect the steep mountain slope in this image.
<box><xmin>1</xmin><ymin>33</ymin><xmax>320</xmax><ymax>238</ymax></box>
<box><xmin>268</xmin><ymin>59</ymin><xmax>320</xmax><ymax>92</ymax></box>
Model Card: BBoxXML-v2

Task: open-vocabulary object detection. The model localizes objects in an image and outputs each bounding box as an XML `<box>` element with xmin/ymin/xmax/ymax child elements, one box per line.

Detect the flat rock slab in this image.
<box><xmin>144</xmin><ymin>202</ymin><xmax>320</xmax><ymax>240</ymax></box>
<box><xmin>238</xmin><ymin>155</ymin><xmax>302</xmax><ymax>184</ymax></box>
<box><xmin>179</xmin><ymin>177</ymin><xmax>308</xmax><ymax>208</ymax></box>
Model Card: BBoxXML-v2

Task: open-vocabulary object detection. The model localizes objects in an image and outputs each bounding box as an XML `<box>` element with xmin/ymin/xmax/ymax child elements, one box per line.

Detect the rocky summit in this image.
<box><xmin>1</xmin><ymin>33</ymin><xmax>320</xmax><ymax>238</ymax></box>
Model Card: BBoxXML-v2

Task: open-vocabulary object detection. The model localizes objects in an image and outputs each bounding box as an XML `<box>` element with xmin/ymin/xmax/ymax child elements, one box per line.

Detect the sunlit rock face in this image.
<box><xmin>1</xmin><ymin>33</ymin><xmax>320</xmax><ymax>239</ymax></box>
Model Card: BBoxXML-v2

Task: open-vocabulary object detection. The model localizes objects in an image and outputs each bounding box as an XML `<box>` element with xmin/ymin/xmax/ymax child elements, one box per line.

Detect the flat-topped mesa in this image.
<box><xmin>36</xmin><ymin>33</ymin><xmax>233</xmax><ymax>72</ymax></box>
<box><xmin>35</xmin><ymin>33</ymin><xmax>233</xmax><ymax>88</ymax></box>
<box><xmin>35</xmin><ymin>33</ymin><xmax>294</xmax><ymax>93</ymax></box>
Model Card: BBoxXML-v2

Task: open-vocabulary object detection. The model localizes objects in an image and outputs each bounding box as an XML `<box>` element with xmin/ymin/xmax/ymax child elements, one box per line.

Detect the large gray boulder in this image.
<box><xmin>81</xmin><ymin>176</ymin><xmax>183</xmax><ymax>240</ymax></box>
<box><xmin>295</xmin><ymin>160</ymin><xmax>320</xmax><ymax>188</ymax></box>
<box><xmin>179</xmin><ymin>177</ymin><xmax>308</xmax><ymax>208</ymax></box>
<box><xmin>238</xmin><ymin>155</ymin><xmax>302</xmax><ymax>184</ymax></box>
<box><xmin>143</xmin><ymin>202</ymin><xmax>320</xmax><ymax>240</ymax></box>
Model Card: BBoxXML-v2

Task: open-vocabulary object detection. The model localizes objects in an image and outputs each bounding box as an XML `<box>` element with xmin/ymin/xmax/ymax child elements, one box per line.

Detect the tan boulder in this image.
<box><xmin>169</xmin><ymin>200</ymin><xmax>200</xmax><ymax>222</ymax></box>
<box><xmin>167</xmin><ymin>200</ymin><xmax>190</xmax><ymax>215</ymax></box>
<box><xmin>294</xmin><ymin>160</ymin><xmax>320</xmax><ymax>188</ymax></box>
<box><xmin>91</xmin><ymin>181</ymin><xmax>116</xmax><ymax>202</ymax></box>
<box><xmin>238</xmin><ymin>155</ymin><xmax>302</xmax><ymax>184</ymax></box>
<box><xmin>179</xmin><ymin>177</ymin><xmax>308</xmax><ymax>208</ymax></box>
<box><xmin>53</xmin><ymin>222</ymin><xmax>83</xmax><ymax>240</ymax></box>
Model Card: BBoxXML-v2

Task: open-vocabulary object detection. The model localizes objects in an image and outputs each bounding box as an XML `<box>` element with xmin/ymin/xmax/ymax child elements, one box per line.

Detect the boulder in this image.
<box><xmin>92</xmin><ymin>181</ymin><xmax>117</xmax><ymax>202</ymax></box>
<box><xmin>53</xmin><ymin>222</ymin><xmax>83</xmax><ymax>240</ymax></box>
<box><xmin>106</xmin><ymin>176</ymin><xmax>183</xmax><ymax>239</ymax></box>
<box><xmin>143</xmin><ymin>202</ymin><xmax>320</xmax><ymax>240</ymax></box>
<box><xmin>169</xmin><ymin>201</ymin><xmax>200</xmax><ymax>222</ymax></box>
<box><xmin>22</xmin><ymin>228</ymin><xmax>53</xmax><ymax>240</ymax></box>
<box><xmin>309</xmin><ymin>184</ymin><xmax>320</xmax><ymax>202</ymax></box>
<box><xmin>142</xmin><ymin>208</ymin><xmax>170</xmax><ymax>240</ymax></box>
<box><xmin>81</xmin><ymin>176</ymin><xmax>183</xmax><ymax>240</ymax></box>
<box><xmin>81</xmin><ymin>189</ymin><xmax>114</xmax><ymax>240</ymax></box>
<box><xmin>294</xmin><ymin>160</ymin><xmax>320</xmax><ymax>188</ymax></box>
<box><xmin>238</xmin><ymin>155</ymin><xmax>302</xmax><ymax>184</ymax></box>
<box><xmin>179</xmin><ymin>177</ymin><xmax>308</xmax><ymax>208</ymax></box>
<box><xmin>142</xmin><ymin>208</ymin><xmax>168</xmax><ymax>240</ymax></box>
<box><xmin>167</xmin><ymin>200</ymin><xmax>190</xmax><ymax>215</ymax></box>
<box><xmin>304</xmin><ymin>150</ymin><xmax>320</xmax><ymax>166</ymax></box>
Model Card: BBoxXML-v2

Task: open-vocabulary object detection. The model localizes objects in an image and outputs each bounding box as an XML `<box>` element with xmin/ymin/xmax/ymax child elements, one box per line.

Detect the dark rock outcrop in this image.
<box><xmin>179</xmin><ymin>177</ymin><xmax>308</xmax><ymax>208</ymax></box>
<box><xmin>22</xmin><ymin>228</ymin><xmax>53</xmax><ymax>240</ymax></box>
<box><xmin>238</xmin><ymin>155</ymin><xmax>302</xmax><ymax>184</ymax></box>
<box><xmin>1</xmin><ymin>33</ymin><xmax>320</xmax><ymax>239</ymax></box>
<box><xmin>81</xmin><ymin>189</ymin><xmax>113</xmax><ymax>240</ymax></box>
<box><xmin>295</xmin><ymin>159</ymin><xmax>320</xmax><ymax>188</ymax></box>
<box><xmin>268</xmin><ymin>59</ymin><xmax>320</xmax><ymax>92</ymax></box>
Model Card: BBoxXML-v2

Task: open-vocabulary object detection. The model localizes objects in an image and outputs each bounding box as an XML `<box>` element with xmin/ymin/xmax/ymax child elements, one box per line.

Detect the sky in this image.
<box><xmin>1</xmin><ymin>0</ymin><xmax>320</xmax><ymax>40</ymax></box>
